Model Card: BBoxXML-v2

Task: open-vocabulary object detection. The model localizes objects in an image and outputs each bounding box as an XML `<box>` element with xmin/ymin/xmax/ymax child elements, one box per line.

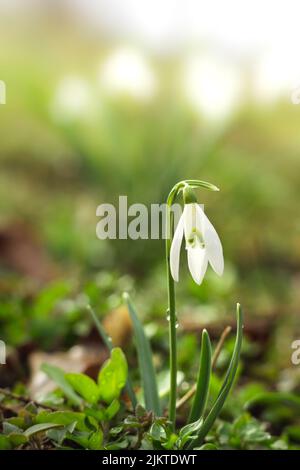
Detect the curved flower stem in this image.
<box><xmin>165</xmin><ymin>182</ymin><xmax>185</xmax><ymax>430</ymax></box>
<box><xmin>165</xmin><ymin>179</ymin><xmax>218</xmax><ymax>429</ymax></box>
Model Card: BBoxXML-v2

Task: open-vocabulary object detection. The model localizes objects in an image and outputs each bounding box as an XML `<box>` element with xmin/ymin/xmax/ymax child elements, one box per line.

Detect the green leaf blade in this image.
<box><xmin>24</xmin><ymin>423</ymin><xmax>63</xmax><ymax>438</ymax></box>
<box><xmin>189</xmin><ymin>329</ymin><xmax>212</xmax><ymax>423</ymax></box>
<box><xmin>189</xmin><ymin>303</ymin><xmax>243</xmax><ymax>448</ymax></box>
<box><xmin>123</xmin><ymin>293</ymin><xmax>161</xmax><ymax>416</ymax></box>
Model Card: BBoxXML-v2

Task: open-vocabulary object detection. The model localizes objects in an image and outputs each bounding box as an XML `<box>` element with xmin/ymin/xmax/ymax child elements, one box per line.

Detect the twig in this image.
<box><xmin>212</xmin><ymin>326</ymin><xmax>232</xmax><ymax>368</ymax></box>
<box><xmin>0</xmin><ymin>388</ymin><xmax>58</xmax><ymax>411</ymax></box>
<box><xmin>176</xmin><ymin>326</ymin><xmax>232</xmax><ymax>410</ymax></box>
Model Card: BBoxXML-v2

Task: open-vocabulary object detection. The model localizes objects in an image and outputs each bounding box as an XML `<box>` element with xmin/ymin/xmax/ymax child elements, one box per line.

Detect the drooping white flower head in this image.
<box><xmin>170</xmin><ymin>201</ymin><xmax>224</xmax><ymax>285</ymax></box>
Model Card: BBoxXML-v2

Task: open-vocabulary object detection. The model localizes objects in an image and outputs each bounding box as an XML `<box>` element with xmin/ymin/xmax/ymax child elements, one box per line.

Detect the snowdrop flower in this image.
<box><xmin>170</xmin><ymin>198</ymin><xmax>224</xmax><ymax>285</ymax></box>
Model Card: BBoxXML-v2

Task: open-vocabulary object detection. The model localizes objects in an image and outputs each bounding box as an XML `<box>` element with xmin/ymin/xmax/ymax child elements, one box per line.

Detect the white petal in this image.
<box><xmin>170</xmin><ymin>214</ymin><xmax>184</xmax><ymax>282</ymax></box>
<box><xmin>187</xmin><ymin>246</ymin><xmax>208</xmax><ymax>285</ymax></box>
<box><xmin>195</xmin><ymin>204</ymin><xmax>224</xmax><ymax>276</ymax></box>
<box><xmin>183</xmin><ymin>203</ymin><xmax>197</xmax><ymax>244</ymax></box>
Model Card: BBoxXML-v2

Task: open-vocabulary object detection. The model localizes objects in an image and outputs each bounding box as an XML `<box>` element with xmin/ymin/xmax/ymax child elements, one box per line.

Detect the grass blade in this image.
<box><xmin>87</xmin><ymin>305</ymin><xmax>113</xmax><ymax>350</ymax></box>
<box><xmin>123</xmin><ymin>293</ymin><xmax>161</xmax><ymax>416</ymax></box>
<box><xmin>188</xmin><ymin>303</ymin><xmax>243</xmax><ymax>448</ymax></box>
<box><xmin>188</xmin><ymin>329</ymin><xmax>212</xmax><ymax>423</ymax></box>
<box><xmin>87</xmin><ymin>305</ymin><xmax>137</xmax><ymax>408</ymax></box>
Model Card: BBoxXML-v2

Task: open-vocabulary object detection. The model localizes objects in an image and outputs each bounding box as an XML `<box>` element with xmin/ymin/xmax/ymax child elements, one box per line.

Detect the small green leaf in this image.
<box><xmin>2</xmin><ymin>422</ymin><xmax>23</xmax><ymax>435</ymax></box>
<box><xmin>65</xmin><ymin>373</ymin><xmax>100</xmax><ymax>404</ymax></box>
<box><xmin>8</xmin><ymin>433</ymin><xmax>28</xmax><ymax>448</ymax></box>
<box><xmin>36</xmin><ymin>411</ymin><xmax>88</xmax><ymax>432</ymax></box>
<box><xmin>179</xmin><ymin>418</ymin><xmax>203</xmax><ymax>440</ymax></box>
<box><xmin>98</xmin><ymin>347</ymin><xmax>128</xmax><ymax>404</ymax></box>
<box><xmin>23</xmin><ymin>422</ymin><xmax>62</xmax><ymax>438</ymax></box>
<box><xmin>123</xmin><ymin>293</ymin><xmax>161</xmax><ymax>415</ymax></box>
<box><xmin>189</xmin><ymin>329</ymin><xmax>212</xmax><ymax>423</ymax></box>
<box><xmin>179</xmin><ymin>418</ymin><xmax>203</xmax><ymax>448</ymax></box>
<box><xmin>67</xmin><ymin>431</ymin><xmax>90</xmax><ymax>448</ymax></box>
<box><xmin>105</xmin><ymin>439</ymin><xmax>129</xmax><ymax>450</ymax></box>
<box><xmin>195</xmin><ymin>443</ymin><xmax>218</xmax><ymax>450</ymax></box>
<box><xmin>41</xmin><ymin>363</ymin><xmax>82</xmax><ymax>406</ymax></box>
<box><xmin>105</xmin><ymin>399</ymin><xmax>120</xmax><ymax>420</ymax></box>
<box><xmin>271</xmin><ymin>440</ymin><xmax>288</xmax><ymax>450</ymax></box>
<box><xmin>84</xmin><ymin>407</ymin><xmax>106</xmax><ymax>422</ymax></box>
<box><xmin>4</xmin><ymin>417</ymin><xmax>25</xmax><ymax>429</ymax></box>
<box><xmin>88</xmin><ymin>429</ymin><xmax>103</xmax><ymax>450</ymax></box>
<box><xmin>47</xmin><ymin>422</ymin><xmax>76</xmax><ymax>445</ymax></box>
<box><xmin>0</xmin><ymin>435</ymin><xmax>12</xmax><ymax>450</ymax></box>
<box><xmin>150</xmin><ymin>422</ymin><xmax>167</xmax><ymax>441</ymax></box>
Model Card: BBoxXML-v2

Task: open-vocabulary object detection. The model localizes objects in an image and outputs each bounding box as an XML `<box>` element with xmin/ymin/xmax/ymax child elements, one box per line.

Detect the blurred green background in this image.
<box><xmin>1</xmin><ymin>1</ymin><xmax>300</xmax><ymax>392</ymax></box>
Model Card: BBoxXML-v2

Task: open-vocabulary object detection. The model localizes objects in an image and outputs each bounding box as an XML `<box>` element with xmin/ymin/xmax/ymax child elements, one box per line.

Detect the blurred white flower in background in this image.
<box><xmin>182</xmin><ymin>54</ymin><xmax>242</xmax><ymax>122</ymax></box>
<box><xmin>2</xmin><ymin>1</ymin><xmax>300</xmax><ymax>111</ymax></box>
<box><xmin>51</xmin><ymin>76</ymin><xmax>94</xmax><ymax>122</ymax></box>
<box><xmin>254</xmin><ymin>48</ymin><xmax>300</xmax><ymax>103</ymax></box>
<box><xmin>99</xmin><ymin>47</ymin><xmax>157</xmax><ymax>100</ymax></box>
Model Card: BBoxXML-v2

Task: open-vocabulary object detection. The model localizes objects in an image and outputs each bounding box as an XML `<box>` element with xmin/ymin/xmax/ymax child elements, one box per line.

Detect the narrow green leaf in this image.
<box><xmin>189</xmin><ymin>303</ymin><xmax>243</xmax><ymax>448</ymax></box>
<box><xmin>87</xmin><ymin>306</ymin><xmax>113</xmax><ymax>350</ymax></box>
<box><xmin>189</xmin><ymin>329</ymin><xmax>212</xmax><ymax>423</ymax></box>
<box><xmin>41</xmin><ymin>363</ymin><xmax>82</xmax><ymax>406</ymax></box>
<box><xmin>24</xmin><ymin>423</ymin><xmax>62</xmax><ymax>438</ymax></box>
<box><xmin>87</xmin><ymin>305</ymin><xmax>137</xmax><ymax>408</ymax></box>
<box><xmin>123</xmin><ymin>293</ymin><xmax>161</xmax><ymax>416</ymax></box>
<box><xmin>98</xmin><ymin>347</ymin><xmax>128</xmax><ymax>404</ymax></box>
<box><xmin>65</xmin><ymin>373</ymin><xmax>100</xmax><ymax>404</ymax></box>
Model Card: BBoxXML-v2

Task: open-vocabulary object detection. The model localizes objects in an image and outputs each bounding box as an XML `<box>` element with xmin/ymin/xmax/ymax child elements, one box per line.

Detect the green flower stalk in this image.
<box><xmin>165</xmin><ymin>179</ymin><xmax>222</xmax><ymax>430</ymax></box>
